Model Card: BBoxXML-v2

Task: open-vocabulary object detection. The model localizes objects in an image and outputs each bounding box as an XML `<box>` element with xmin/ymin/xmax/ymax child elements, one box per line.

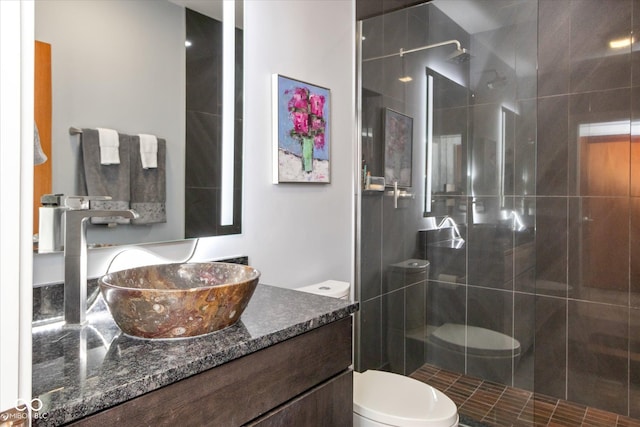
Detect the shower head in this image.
<box><xmin>447</xmin><ymin>47</ymin><xmax>471</xmax><ymax>64</ymax></box>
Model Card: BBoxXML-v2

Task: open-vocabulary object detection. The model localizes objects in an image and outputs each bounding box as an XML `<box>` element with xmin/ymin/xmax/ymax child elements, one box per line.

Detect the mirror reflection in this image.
<box><xmin>425</xmin><ymin>68</ymin><xmax>468</xmax><ymax>216</ymax></box>
<box><xmin>33</xmin><ymin>0</ymin><xmax>242</xmax><ymax>251</ymax></box>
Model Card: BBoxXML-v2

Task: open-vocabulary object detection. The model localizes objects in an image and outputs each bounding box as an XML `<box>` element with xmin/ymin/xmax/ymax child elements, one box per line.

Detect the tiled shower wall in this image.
<box><xmin>534</xmin><ymin>0</ymin><xmax>639</xmax><ymax>417</ymax></box>
<box><xmin>357</xmin><ymin>0</ymin><xmax>640</xmax><ymax>420</ymax></box>
<box><xmin>357</xmin><ymin>0</ymin><xmax>537</xmax><ymax>381</ymax></box>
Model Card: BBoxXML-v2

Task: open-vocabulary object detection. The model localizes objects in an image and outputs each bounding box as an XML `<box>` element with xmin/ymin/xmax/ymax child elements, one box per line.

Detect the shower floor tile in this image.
<box><xmin>410</xmin><ymin>364</ymin><xmax>640</xmax><ymax>427</ymax></box>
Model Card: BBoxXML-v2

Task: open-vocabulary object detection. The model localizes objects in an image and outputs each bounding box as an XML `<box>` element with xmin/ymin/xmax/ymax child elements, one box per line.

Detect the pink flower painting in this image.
<box><xmin>285</xmin><ymin>87</ymin><xmax>326</xmax><ymax>148</ymax></box>
<box><xmin>275</xmin><ymin>75</ymin><xmax>331</xmax><ymax>183</ymax></box>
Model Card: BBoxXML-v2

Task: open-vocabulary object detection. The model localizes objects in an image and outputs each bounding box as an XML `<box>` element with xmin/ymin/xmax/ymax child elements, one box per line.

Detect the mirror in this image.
<box><xmin>33</xmin><ymin>0</ymin><xmax>242</xmax><ymax>250</ymax></box>
<box><xmin>424</xmin><ymin>68</ymin><xmax>469</xmax><ymax>215</ymax></box>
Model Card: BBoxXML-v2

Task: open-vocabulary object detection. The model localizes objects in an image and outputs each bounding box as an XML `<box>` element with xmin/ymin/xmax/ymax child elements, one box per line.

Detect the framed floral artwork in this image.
<box><xmin>272</xmin><ymin>74</ymin><xmax>331</xmax><ymax>183</ymax></box>
<box><xmin>384</xmin><ymin>108</ymin><xmax>413</xmax><ymax>188</ymax></box>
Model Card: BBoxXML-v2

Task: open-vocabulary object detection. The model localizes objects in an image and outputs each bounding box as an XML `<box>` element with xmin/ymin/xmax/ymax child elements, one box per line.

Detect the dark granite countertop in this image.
<box><xmin>31</xmin><ymin>284</ymin><xmax>358</xmax><ymax>426</ymax></box>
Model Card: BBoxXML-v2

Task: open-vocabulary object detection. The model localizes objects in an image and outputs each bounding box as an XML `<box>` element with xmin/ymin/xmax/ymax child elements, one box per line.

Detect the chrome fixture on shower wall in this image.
<box><xmin>362</xmin><ymin>39</ymin><xmax>471</xmax><ymax>63</ymax></box>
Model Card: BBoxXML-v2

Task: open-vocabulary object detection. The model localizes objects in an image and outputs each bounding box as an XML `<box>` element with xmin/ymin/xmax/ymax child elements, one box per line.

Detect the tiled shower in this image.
<box><xmin>355</xmin><ymin>0</ymin><xmax>640</xmax><ymax>421</ymax></box>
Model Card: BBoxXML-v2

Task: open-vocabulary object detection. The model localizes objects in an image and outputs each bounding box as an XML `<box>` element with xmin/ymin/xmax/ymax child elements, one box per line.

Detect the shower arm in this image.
<box><xmin>362</xmin><ymin>39</ymin><xmax>462</xmax><ymax>62</ymax></box>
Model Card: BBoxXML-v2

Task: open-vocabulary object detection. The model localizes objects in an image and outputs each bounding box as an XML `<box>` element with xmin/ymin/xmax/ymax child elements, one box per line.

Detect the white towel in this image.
<box><xmin>97</xmin><ymin>128</ymin><xmax>120</xmax><ymax>164</ymax></box>
<box><xmin>138</xmin><ymin>133</ymin><xmax>158</xmax><ymax>169</ymax></box>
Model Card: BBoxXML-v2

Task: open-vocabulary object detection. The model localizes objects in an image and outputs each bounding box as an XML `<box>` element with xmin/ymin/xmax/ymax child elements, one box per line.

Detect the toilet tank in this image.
<box><xmin>387</xmin><ymin>259</ymin><xmax>430</xmax><ymax>292</ymax></box>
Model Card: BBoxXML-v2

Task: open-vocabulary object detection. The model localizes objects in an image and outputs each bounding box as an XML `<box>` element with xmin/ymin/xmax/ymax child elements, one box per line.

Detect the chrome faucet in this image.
<box><xmin>437</xmin><ymin>216</ymin><xmax>463</xmax><ymax>241</ymax></box>
<box><xmin>63</xmin><ymin>196</ymin><xmax>138</xmax><ymax>325</ymax></box>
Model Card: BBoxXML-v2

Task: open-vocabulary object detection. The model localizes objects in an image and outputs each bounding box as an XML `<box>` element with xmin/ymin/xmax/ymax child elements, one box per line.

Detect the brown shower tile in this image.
<box><xmin>411</xmin><ymin>363</ymin><xmax>640</xmax><ymax>426</ymax></box>
<box><xmin>460</xmin><ymin>398</ymin><xmax>493</xmax><ymax>421</ymax></box>
<box><xmin>550</xmin><ymin>401</ymin><xmax>586</xmax><ymax>426</ymax></box>
<box><xmin>529</xmin><ymin>396</ymin><xmax>557</xmax><ymax>425</ymax></box>
<box><xmin>502</xmin><ymin>386</ymin><xmax>533</xmax><ymax>401</ymax></box>
<box><xmin>490</xmin><ymin>404</ymin><xmax>525</xmax><ymax>423</ymax></box>
<box><xmin>496</xmin><ymin>388</ymin><xmax>531</xmax><ymax>413</ymax></box>
<box><xmin>472</xmin><ymin>381</ymin><xmax>507</xmax><ymax>405</ymax></box>
<box><xmin>534</xmin><ymin>393</ymin><xmax>561</xmax><ymax>405</ymax></box>
<box><xmin>445</xmin><ymin>390</ymin><xmax>470</xmax><ymax>407</ymax></box>
<box><xmin>448</xmin><ymin>379</ymin><xmax>480</xmax><ymax>396</ymax></box>
<box><xmin>446</xmin><ymin>380</ymin><xmax>479</xmax><ymax>407</ymax></box>
<box><xmin>618</xmin><ymin>416</ymin><xmax>640</xmax><ymax>427</ymax></box>
<box><xmin>515</xmin><ymin>411</ymin><xmax>537</xmax><ymax>426</ymax></box>
<box><xmin>493</xmin><ymin>398</ymin><xmax>526</xmax><ymax>415</ymax></box>
<box><xmin>418</xmin><ymin>363</ymin><xmax>440</xmax><ymax>377</ymax></box>
<box><xmin>456</xmin><ymin>373</ymin><xmax>484</xmax><ymax>389</ymax></box>
<box><xmin>427</xmin><ymin>375</ymin><xmax>457</xmax><ymax>391</ymax></box>
<box><xmin>409</xmin><ymin>369</ymin><xmax>435</xmax><ymax>384</ymax></box>
<box><xmin>432</xmin><ymin>368</ymin><xmax>461</xmax><ymax>383</ymax></box>
<box><xmin>581</xmin><ymin>406</ymin><xmax>617</xmax><ymax>426</ymax></box>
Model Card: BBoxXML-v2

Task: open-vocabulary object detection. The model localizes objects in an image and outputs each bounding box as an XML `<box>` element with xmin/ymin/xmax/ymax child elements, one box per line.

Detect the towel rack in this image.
<box><xmin>69</xmin><ymin>127</ymin><xmax>83</xmax><ymax>135</ymax></box>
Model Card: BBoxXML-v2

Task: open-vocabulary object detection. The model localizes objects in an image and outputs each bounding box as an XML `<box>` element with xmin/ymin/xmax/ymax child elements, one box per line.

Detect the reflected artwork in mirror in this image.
<box><xmin>33</xmin><ymin>0</ymin><xmax>243</xmax><ymax>251</ymax></box>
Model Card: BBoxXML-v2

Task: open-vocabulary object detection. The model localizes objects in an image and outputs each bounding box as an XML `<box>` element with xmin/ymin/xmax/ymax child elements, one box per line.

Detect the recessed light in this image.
<box><xmin>398</xmin><ymin>76</ymin><xmax>413</xmax><ymax>83</ymax></box>
<box><xmin>185</xmin><ymin>40</ymin><xmax>192</xmax><ymax>48</ymax></box>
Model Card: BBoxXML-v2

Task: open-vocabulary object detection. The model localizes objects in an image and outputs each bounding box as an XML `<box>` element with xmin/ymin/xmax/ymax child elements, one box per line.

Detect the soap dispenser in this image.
<box><xmin>38</xmin><ymin>193</ymin><xmax>66</xmax><ymax>253</ymax></box>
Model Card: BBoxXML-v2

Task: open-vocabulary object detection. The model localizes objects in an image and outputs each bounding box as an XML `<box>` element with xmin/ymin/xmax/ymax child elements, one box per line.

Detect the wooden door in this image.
<box><xmin>579</xmin><ymin>135</ymin><xmax>629</xmax><ymax>291</ymax></box>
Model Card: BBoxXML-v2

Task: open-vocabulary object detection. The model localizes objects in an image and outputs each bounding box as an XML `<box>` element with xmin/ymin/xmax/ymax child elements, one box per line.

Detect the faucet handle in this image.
<box><xmin>64</xmin><ymin>195</ymin><xmax>112</xmax><ymax>210</ymax></box>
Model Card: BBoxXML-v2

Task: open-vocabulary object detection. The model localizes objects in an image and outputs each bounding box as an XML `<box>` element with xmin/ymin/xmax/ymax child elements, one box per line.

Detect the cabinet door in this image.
<box><xmin>248</xmin><ymin>370</ymin><xmax>353</xmax><ymax>427</ymax></box>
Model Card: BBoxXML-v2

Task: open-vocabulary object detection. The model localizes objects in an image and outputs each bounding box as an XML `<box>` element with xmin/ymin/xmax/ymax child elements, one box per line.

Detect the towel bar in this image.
<box><xmin>69</xmin><ymin>126</ymin><xmax>83</xmax><ymax>135</ymax></box>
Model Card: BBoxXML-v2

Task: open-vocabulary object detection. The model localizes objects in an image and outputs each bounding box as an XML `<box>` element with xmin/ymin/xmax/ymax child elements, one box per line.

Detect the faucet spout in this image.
<box><xmin>63</xmin><ymin>208</ymin><xmax>139</xmax><ymax>325</ymax></box>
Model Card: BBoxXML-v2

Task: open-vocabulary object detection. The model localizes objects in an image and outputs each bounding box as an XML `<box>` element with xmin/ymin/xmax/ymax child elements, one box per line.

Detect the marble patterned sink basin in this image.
<box><xmin>99</xmin><ymin>262</ymin><xmax>260</xmax><ymax>339</ymax></box>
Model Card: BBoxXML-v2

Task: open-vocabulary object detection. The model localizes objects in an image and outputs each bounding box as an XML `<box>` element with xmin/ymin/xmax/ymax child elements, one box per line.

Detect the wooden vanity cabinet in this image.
<box><xmin>71</xmin><ymin>317</ymin><xmax>353</xmax><ymax>427</ymax></box>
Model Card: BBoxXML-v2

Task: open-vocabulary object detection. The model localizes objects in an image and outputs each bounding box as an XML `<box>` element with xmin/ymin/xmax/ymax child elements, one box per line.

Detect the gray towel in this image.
<box><xmin>130</xmin><ymin>136</ymin><xmax>166</xmax><ymax>224</ymax></box>
<box><xmin>80</xmin><ymin>128</ymin><xmax>131</xmax><ymax>224</ymax></box>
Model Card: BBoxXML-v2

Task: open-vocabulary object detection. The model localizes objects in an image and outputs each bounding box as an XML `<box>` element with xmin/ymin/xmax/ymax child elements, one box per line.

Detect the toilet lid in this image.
<box><xmin>353</xmin><ymin>370</ymin><xmax>458</xmax><ymax>427</ymax></box>
<box><xmin>430</xmin><ymin>323</ymin><xmax>521</xmax><ymax>357</ymax></box>
<box><xmin>296</xmin><ymin>280</ymin><xmax>350</xmax><ymax>298</ymax></box>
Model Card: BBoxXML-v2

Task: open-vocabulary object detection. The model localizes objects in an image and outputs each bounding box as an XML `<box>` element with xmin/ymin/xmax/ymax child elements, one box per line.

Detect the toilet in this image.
<box><xmin>427</xmin><ymin>323</ymin><xmax>521</xmax><ymax>384</ymax></box>
<box><xmin>354</xmin><ymin>370</ymin><xmax>458</xmax><ymax>427</ymax></box>
<box><xmin>297</xmin><ymin>280</ymin><xmax>459</xmax><ymax>427</ymax></box>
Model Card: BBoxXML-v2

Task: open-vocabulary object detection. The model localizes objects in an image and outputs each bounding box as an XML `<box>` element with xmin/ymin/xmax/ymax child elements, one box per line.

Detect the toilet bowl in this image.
<box><xmin>354</xmin><ymin>370</ymin><xmax>458</xmax><ymax>427</ymax></box>
<box><xmin>427</xmin><ymin>323</ymin><xmax>521</xmax><ymax>383</ymax></box>
<box><xmin>301</xmin><ymin>280</ymin><xmax>459</xmax><ymax>427</ymax></box>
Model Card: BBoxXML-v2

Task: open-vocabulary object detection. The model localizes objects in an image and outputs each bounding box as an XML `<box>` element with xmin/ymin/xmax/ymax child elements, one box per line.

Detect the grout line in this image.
<box><xmin>513</xmin><ymin>390</ymin><xmax>534</xmax><ymax>422</ymax></box>
<box><xmin>479</xmin><ymin>383</ymin><xmax>509</xmax><ymax>424</ymax></box>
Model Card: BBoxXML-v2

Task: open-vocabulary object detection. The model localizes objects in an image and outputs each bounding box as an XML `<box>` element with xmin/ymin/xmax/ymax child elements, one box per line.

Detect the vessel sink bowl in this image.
<box><xmin>99</xmin><ymin>262</ymin><xmax>260</xmax><ymax>339</ymax></box>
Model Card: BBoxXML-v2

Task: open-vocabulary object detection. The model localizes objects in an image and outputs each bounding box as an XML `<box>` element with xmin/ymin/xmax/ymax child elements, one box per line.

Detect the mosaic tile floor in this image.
<box><xmin>410</xmin><ymin>364</ymin><xmax>640</xmax><ymax>427</ymax></box>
